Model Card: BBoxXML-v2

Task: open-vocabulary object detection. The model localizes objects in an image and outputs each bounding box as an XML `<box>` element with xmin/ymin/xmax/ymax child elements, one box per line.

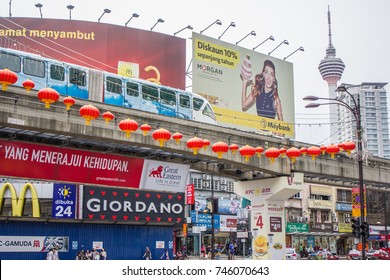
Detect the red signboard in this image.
<box><xmin>186</xmin><ymin>184</ymin><xmax>194</xmax><ymax>205</ymax></box>
<box><xmin>0</xmin><ymin>18</ymin><xmax>186</xmax><ymax>89</ymax></box>
<box><xmin>0</xmin><ymin>139</ymin><xmax>144</xmax><ymax>188</ymax></box>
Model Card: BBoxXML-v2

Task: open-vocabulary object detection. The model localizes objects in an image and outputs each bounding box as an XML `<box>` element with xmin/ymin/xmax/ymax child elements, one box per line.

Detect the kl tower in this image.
<box><xmin>318</xmin><ymin>6</ymin><xmax>345</xmax><ymax>144</ymax></box>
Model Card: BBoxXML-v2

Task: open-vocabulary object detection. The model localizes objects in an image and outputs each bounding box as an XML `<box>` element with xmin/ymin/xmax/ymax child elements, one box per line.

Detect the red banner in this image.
<box><xmin>186</xmin><ymin>184</ymin><xmax>194</xmax><ymax>205</ymax></box>
<box><xmin>0</xmin><ymin>140</ymin><xmax>144</xmax><ymax>188</ymax></box>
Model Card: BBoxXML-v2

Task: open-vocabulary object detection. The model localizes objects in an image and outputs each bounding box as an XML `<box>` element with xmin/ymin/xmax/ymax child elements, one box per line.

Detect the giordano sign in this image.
<box><xmin>0</xmin><ymin>183</ymin><xmax>40</xmax><ymax>217</ymax></box>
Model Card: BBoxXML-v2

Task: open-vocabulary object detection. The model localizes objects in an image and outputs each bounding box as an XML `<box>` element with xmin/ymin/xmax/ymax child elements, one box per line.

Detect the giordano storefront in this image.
<box><xmin>286</xmin><ymin>222</ymin><xmax>352</xmax><ymax>254</ymax></box>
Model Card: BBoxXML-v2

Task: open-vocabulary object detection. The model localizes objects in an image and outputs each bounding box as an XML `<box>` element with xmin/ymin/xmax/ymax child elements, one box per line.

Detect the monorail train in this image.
<box><xmin>0</xmin><ymin>47</ymin><xmax>217</xmax><ymax>125</ymax></box>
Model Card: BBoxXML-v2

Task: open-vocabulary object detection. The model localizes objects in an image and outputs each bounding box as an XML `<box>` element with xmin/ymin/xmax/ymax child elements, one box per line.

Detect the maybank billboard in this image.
<box><xmin>192</xmin><ymin>33</ymin><xmax>295</xmax><ymax>138</ymax></box>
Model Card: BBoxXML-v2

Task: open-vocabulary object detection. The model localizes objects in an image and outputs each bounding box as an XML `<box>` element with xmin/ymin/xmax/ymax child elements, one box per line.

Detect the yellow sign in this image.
<box><xmin>117</xmin><ymin>61</ymin><xmax>139</xmax><ymax>78</ymax></box>
<box><xmin>0</xmin><ymin>183</ymin><xmax>40</xmax><ymax>217</ymax></box>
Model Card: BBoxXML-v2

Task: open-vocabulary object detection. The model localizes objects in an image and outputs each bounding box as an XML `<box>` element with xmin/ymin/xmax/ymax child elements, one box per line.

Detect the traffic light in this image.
<box><xmin>360</xmin><ymin>222</ymin><xmax>370</xmax><ymax>238</ymax></box>
<box><xmin>351</xmin><ymin>217</ymin><xmax>361</xmax><ymax>238</ymax></box>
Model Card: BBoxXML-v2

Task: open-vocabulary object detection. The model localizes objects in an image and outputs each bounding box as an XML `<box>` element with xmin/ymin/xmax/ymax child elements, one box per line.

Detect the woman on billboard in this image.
<box><xmin>241</xmin><ymin>58</ymin><xmax>283</xmax><ymax>121</ymax></box>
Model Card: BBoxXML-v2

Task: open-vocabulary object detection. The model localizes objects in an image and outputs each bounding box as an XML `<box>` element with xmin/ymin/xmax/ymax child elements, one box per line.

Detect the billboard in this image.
<box><xmin>192</xmin><ymin>33</ymin><xmax>295</xmax><ymax>137</ymax></box>
<box><xmin>0</xmin><ymin>139</ymin><xmax>144</xmax><ymax>188</ymax></box>
<box><xmin>0</xmin><ymin>17</ymin><xmax>186</xmax><ymax>89</ymax></box>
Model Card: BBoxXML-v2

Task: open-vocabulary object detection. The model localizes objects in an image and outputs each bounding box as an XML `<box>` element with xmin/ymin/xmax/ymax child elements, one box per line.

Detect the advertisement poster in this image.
<box><xmin>0</xmin><ymin>236</ymin><xmax>69</xmax><ymax>252</ymax></box>
<box><xmin>0</xmin><ymin>18</ymin><xmax>186</xmax><ymax>89</ymax></box>
<box><xmin>192</xmin><ymin>32</ymin><xmax>295</xmax><ymax>137</ymax></box>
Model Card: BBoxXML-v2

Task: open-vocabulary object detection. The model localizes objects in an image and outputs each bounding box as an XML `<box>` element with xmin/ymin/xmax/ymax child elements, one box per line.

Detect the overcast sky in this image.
<box><xmin>2</xmin><ymin>0</ymin><xmax>390</xmax><ymax>145</ymax></box>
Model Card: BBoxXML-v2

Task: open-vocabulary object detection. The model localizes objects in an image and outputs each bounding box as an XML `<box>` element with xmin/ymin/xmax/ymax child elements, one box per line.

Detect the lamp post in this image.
<box><xmin>303</xmin><ymin>85</ymin><xmax>366</xmax><ymax>259</ymax></box>
<box><xmin>268</xmin><ymin>39</ymin><xmax>289</xmax><ymax>56</ymax></box>
<box><xmin>125</xmin><ymin>13</ymin><xmax>139</xmax><ymax>26</ymax></box>
<box><xmin>67</xmin><ymin>5</ymin><xmax>74</xmax><ymax>20</ymax></box>
<box><xmin>236</xmin><ymin>30</ymin><xmax>256</xmax><ymax>45</ymax></box>
<box><xmin>98</xmin><ymin>8</ymin><xmax>111</xmax><ymax>22</ymax></box>
<box><xmin>218</xmin><ymin>22</ymin><xmax>235</xmax><ymax>40</ymax></box>
<box><xmin>284</xmin><ymin>46</ymin><xmax>304</xmax><ymax>60</ymax></box>
<box><xmin>151</xmin><ymin>18</ymin><xmax>164</xmax><ymax>31</ymax></box>
<box><xmin>35</xmin><ymin>3</ymin><xmax>43</xmax><ymax>18</ymax></box>
<box><xmin>253</xmin><ymin>35</ymin><xmax>274</xmax><ymax>51</ymax></box>
<box><xmin>174</xmin><ymin>25</ymin><xmax>193</xmax><ymax>37</ymax></box>
<box><xmin>200</xmin><ymin>19</ymin><xmax>222</xmax><ymax>34</ymax></box>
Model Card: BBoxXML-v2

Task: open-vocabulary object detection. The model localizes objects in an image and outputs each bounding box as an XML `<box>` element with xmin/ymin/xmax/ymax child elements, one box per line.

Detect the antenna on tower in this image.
<box><xmin>328</xmin><ymin>5</ymin><xmax>333</xmax><ymax>48</ymax></box>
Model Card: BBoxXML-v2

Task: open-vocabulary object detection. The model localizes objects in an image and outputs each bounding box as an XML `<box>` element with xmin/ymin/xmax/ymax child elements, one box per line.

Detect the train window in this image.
<box><xmin>142</xmin><ymin>84</ymin><xmax>158</xmax><ymax>102</ymax></box>
<box><xmin>126</xmin><ymin>81</ymin><xmax>139</xmax><ymax>97</ymax></box>
<box><xmin>203</xmin><ymin>103</ymin><xmax>216</xmax><ymax>120</ymax></box>
<box><xmin>160</xmin><ymin>88</ymin><xmax>176</xmax><ymax>106</ymax></box>
<box><xmin>0</xmin><ymin>51</ymin><xmax>21</xmax><ymax>72</ymax></box>
<box><xmin>106</xmin><ymin>76</ymin><xmax>122</xmax><ymax>94</ymax></box>
<box><xmin>24</xmin><ymin>58</ymin><xmax>45</xmax><ymax>78</ymax></box>
<box><xmin>193</xmin><ymin>97</ymin><xmax>204</xmax><ymax>111</ymax></box>
<box><xmin>69</xmin><ymin>68</ymin><xmax>86</xmax><ymax>86</ymax></box>
<box><xmin>50</xmin><ymin>64</ymin><xmax>65</xmax><ymax>81</ymax></box>
<box><xmin>179</xmin><ymin>94</ymin><xmax>191</xmax><ymax>108</ymax></box>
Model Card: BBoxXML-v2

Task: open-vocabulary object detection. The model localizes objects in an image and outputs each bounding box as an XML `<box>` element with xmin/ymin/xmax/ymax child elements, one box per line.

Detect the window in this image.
<box><xmin>160</xmin><ymin>88</ymin><xmax>176</xmax><ymax>106</ymax></box>
<box><xmin>50</xmin><ymin>64</ymin><xmax>65</xmax><ymax>81</ymax></box>
<box><xmin>0</xmin><ymin>51</ymin><xmax>21</xmax><ymax>72</ymax></box>
<box><xmin>69</xmin><ymin>68</ymin><xmax>86</xmax><ymax>86</ymax></box>
<box><xmin>141</xmin><ymin>84</ymin><xmax>158</xmax><ymax>101</ymax></box>
<box><xmin>179</xmin><ymin>94</ymin><xmax>190</xmax><ymax>108</ymax></box>
<box><xmin>24</xmin><ymin>58</ymin><xmax>45</xmax><ymax>78</ymax></box>
<box><xmin>106</xmin><ymin>76</ymin><xmax>122</xmax><ymax>94</ymax></box>
<box><xmin>341</xmin><ymin>190</ymin><xmax>346</xmax><ymax>202</ymax></box>
<box><xmin>193</xmin><ymin>97</ymin><xmax>203</xmax><ymax>111</ymax></box>
<box><xmin>203</xmin><ymin>103</ymin><xmax>216</xmax><ymax>120</ymax></box>
<box><xmin>126</xmin><ymin>81</ymin><xmax>139</xmax><ymax>97</ymax></box>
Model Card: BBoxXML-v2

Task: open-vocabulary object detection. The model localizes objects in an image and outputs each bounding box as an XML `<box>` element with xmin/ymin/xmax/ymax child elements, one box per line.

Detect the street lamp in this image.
<box><xmin>268</xmin><ymin>39</ymin><xmax>289</xmax><ymax>56</ymax></box>
<box><xmin>303</xmin><ymin>85</ymin><xmax>367</xmax><ymax>259</ymax></box>
<box><xmin>98</xmin><ymin>8</ymin><xmax>111</xmax><ymax>22</ymax></box>
<box><xmin>35</xmin><ymin>3</ymin><xmax>43</xmax><ymax>18</ymax></box>
<box><xmin>174</xmin><ymin>25</ymin><xmax>193</xmax><ymax>37</ymax></box>
<box><xmin>218</xmin><ymin>22</ymin><xmax>235</xmax><ymax>40</ymax></box>
<box><xmin>284</xmin><ymin>46</ymin><xmax>304</xmax><ymax>60</ymax></box>
<box><xmin>125</xmin><ymin>13</ymin><xmax>139</xmax><ymax>26</ymax></box>
<box><xmin>236</xmin><ymin>30</ymin><xmax>256</xmax><ymax>45</ymax></box>
<box><xmin>151</xmin><ymin>18</ymin><xmax>164</xmax><ymax>31</ymax></box>
<box><xmin>200</xmin><ymin>19</ymin><xmax>222</xmax><ymax>34</ymax></box>
<box><xmin>67</xmin><ymin>5</ymin><xmax>74</xmax><ymax>20</ymax></box>
<box><xmin>253</xmin><ymin>35</ymin><xmax>274</xmax><ymax>51</ymax></box>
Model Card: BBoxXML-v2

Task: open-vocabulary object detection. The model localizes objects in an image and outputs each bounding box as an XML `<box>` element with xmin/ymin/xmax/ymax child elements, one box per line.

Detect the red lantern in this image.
<box><xmin>239</xmin><ymin>145</ymin><xmax>256</xmax><ymax>162</ymax></box>
<box><xmin>0</xmin><ymin>68</ymin><xmax>18</xmax><ymax>90</ymax></box>
<box><xmin>38</xmin><ymin>87</ymin><xmax>60</xmax><ymax>108</ymax></box>
<box><xmin>265</xmin><ymin>147</ymin><xmax>280</xmax><ymax>163</ymax></box>
<box><xmin>320</xmin><ymin>145</ymin><xmax>327</xmax><ymax>155</ymax></box>
<box><xmin>300</xmin><ymin>147</ymin><xmax>307</xmax><ymax>156</ymax></box>
<box><xmin>22</xmin><ymin>79</ymin><xmax>35</xmax><ymax>92</ymax></box>
<box><xmin>119</xmin><ymin>118</ymin><xmax>139</xmax><ymax>138</ymax></box>
<box><xmin>279</xmin><ymin>147</ymin><xmax>287</xmax><ymax>158</ymax></box>
<box><xmin>337</xmin><ymin>143</ymin><xmax>346</xmax><ymax>151</ymax></box>
<box><xmin>212</xmin><ymin>141</ymin><xmax>229</xmax><ymax>159</ymax></box>
<box><xmin>307</xmin><ymin>146</ymin><xmax>321</xmax><ymax>161</ymax></box>
<box><xmin>140</xmin><ymin>123</ymin><xmax>152</xmax><ymax>136</ymax></box>
<box><xmin>79</xmin><ymin>104</ymin><xmax>100</xmax><ymax>125</ymax></box>
<box><xmin>63</xmin><ymin>96</ymin><xmax>75</xmax><ymax>111</ymax></box>
<box><xmin>326</xmin><ymin>144</ymin><xmax>340</xmax><ymax>158</ymax></box>
<box><xmin>187</xmin><ymin>137</ymin><xmax>204</xmax><ymax>155</ymax></box>
<box><xmin>172</xmin><ymin>132</ymin><xmax>183</xmax><ymax>144</ymax></box>
<box><xmin>343</xmin><ymin>141</ymin><xmax>356</xmax><ymax>155</ymax></box>
<box><xmin>255</xmin><ymin>146</ymin><xmax>264</xmax><ymax>157</ymax></box>
<box><xmin>229</xmin><ymin>144</ymin><xmax>239</xmax><ymax>155</ymax></box>
<box><xmin>203</xmin><ymin>139</ymin><xmax>211</xmax><ymax>150</ymax></box>
<box><xmin>152</xmin><ymin>128</ymin><xmax>171</xmax><ymax>147</ymax></box>
<box><xmin>286</xmin><ymin>147</ymin><xmax>301</xmax><ymax>163</ymax></box>
<box><xmin>102</xmin><ymin>111</ymin><xmax>114</xmax><ymax>124</ymax></box>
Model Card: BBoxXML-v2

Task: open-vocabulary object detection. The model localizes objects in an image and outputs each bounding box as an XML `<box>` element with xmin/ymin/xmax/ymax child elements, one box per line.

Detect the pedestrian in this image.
<box><xmin>100</xmin><ymin>248</ymin><xmax>107</xmax><ymax>260</ymax></box>
<box><xmin>143</xmin><ymin>246</ymin><xmax>152</xmax><ymax>260</ymax></box>
<box><xmin>228</xmin><ymin>242</ymin><xmax>235</xmax><ymax>260</ymax></box>
<box><xmin>160</xmin><ymin>249</ymin><xmax>170</xmax><ymax>260</ymax></box>
<box><xmin>201</xmin><ymin>244</ymin><xmax>206</xmax><ymax>259</ymax></box>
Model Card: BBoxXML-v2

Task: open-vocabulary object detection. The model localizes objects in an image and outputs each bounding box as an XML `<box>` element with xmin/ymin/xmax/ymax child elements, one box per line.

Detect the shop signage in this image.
<box><xmin>335</xmin><ymin>203</ymin><xmax>352</xmax><ymax>211</ymax></box>
<box><xmin>190</xmin><ymin>211</ymin><xmax>220</xmax><ymax>229</ymax></box>
<box><xmin>186</xmin><ymin>184</ymin><xmax>194</xmax><ymax>205</ymax></box>
<box><xmin>0</xmin><ymin>183</ymin><xmax>40</xmax><ymax>217</ymax></box>
<box><xmin>52</xmin><ymin>183</ymin><xmax>76</xmax><ymax>219</ymax></box>
<box><xmin>83</xmin><ymin>186</ymin><xmax>185</xmax><ymax>224</ymax></box>
<box><xmin>338</xmin><ymin>223</ymin><xmax>352</xmax><ymax>233</ymax></box>
<box><xmin>0</xmin><ymin>140</ymin><xmax>144</xmax><ymax>188</ymax></box>
<box><xmin>310</xmin><ymin>223</ymin><xmax>333</xmax><ymax>232</ymax></box>
<box><xmin>307</xmin><ymin>199</ymin><xmax>333</xmax><ymax>209</ymax></box>
<box><xmin>286</xmin><ymin>222</ymin><xmax>309</xmax><ymax>233</ymax></box>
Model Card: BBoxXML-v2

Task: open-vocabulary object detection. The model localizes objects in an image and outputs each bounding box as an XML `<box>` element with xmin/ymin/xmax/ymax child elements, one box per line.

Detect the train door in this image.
<box><xmin>124</xmin><ymin>80</ymin><xmax>141</xmax><ymax>110</ymax></box>
<box><xmin>140</xmin><ymin>82</ymin><xmax>160</xmax><ymax>114</ymax></box>
<box><xmin>177</xmin><ymin>92</ymin><xmax>192</xmax><ymax>120</ymax></box>
<box><xmin>66</xmin><ymin>65</ymin><xmax>89</xmax><ymax>100</ymax></box>
<box><xmin>104</xmin><ymin>74</ymin><xmax>124</xmax><ymax>106</ymax></box>
<box><xmin>159</xmin><ymin>87</ymin><xmax>177</xmax><ymax>117</ymax></box>
<box><xmin>47</xmin><ymin>62</ymin><xmax>67</xmax><ymax>95</ymax></box>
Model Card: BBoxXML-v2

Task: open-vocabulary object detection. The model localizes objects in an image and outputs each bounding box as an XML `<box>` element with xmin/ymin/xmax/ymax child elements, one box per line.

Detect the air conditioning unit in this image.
<box><xmin>333</xmin><ymin>225</ymin><xmax>339</xmax><ymax>232</ymax></box>
<box><xmin>345</xmin><ymin>213</ymin><xmax>350</xmax><ymax>218</ymax></box>
<box><xmin>333</xmin><ymin>217</ymin><xmax>338</xmax><ymax>223</ymax></box>
<box><xmin>346</xmin><ymin>218</ymin><xmax>351</xmax><ymax>223</ymax></box>
<box><xmin>221</xmin><ymin>179</ymin><xmax>227</xmax><ymax>184</ymax></box>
